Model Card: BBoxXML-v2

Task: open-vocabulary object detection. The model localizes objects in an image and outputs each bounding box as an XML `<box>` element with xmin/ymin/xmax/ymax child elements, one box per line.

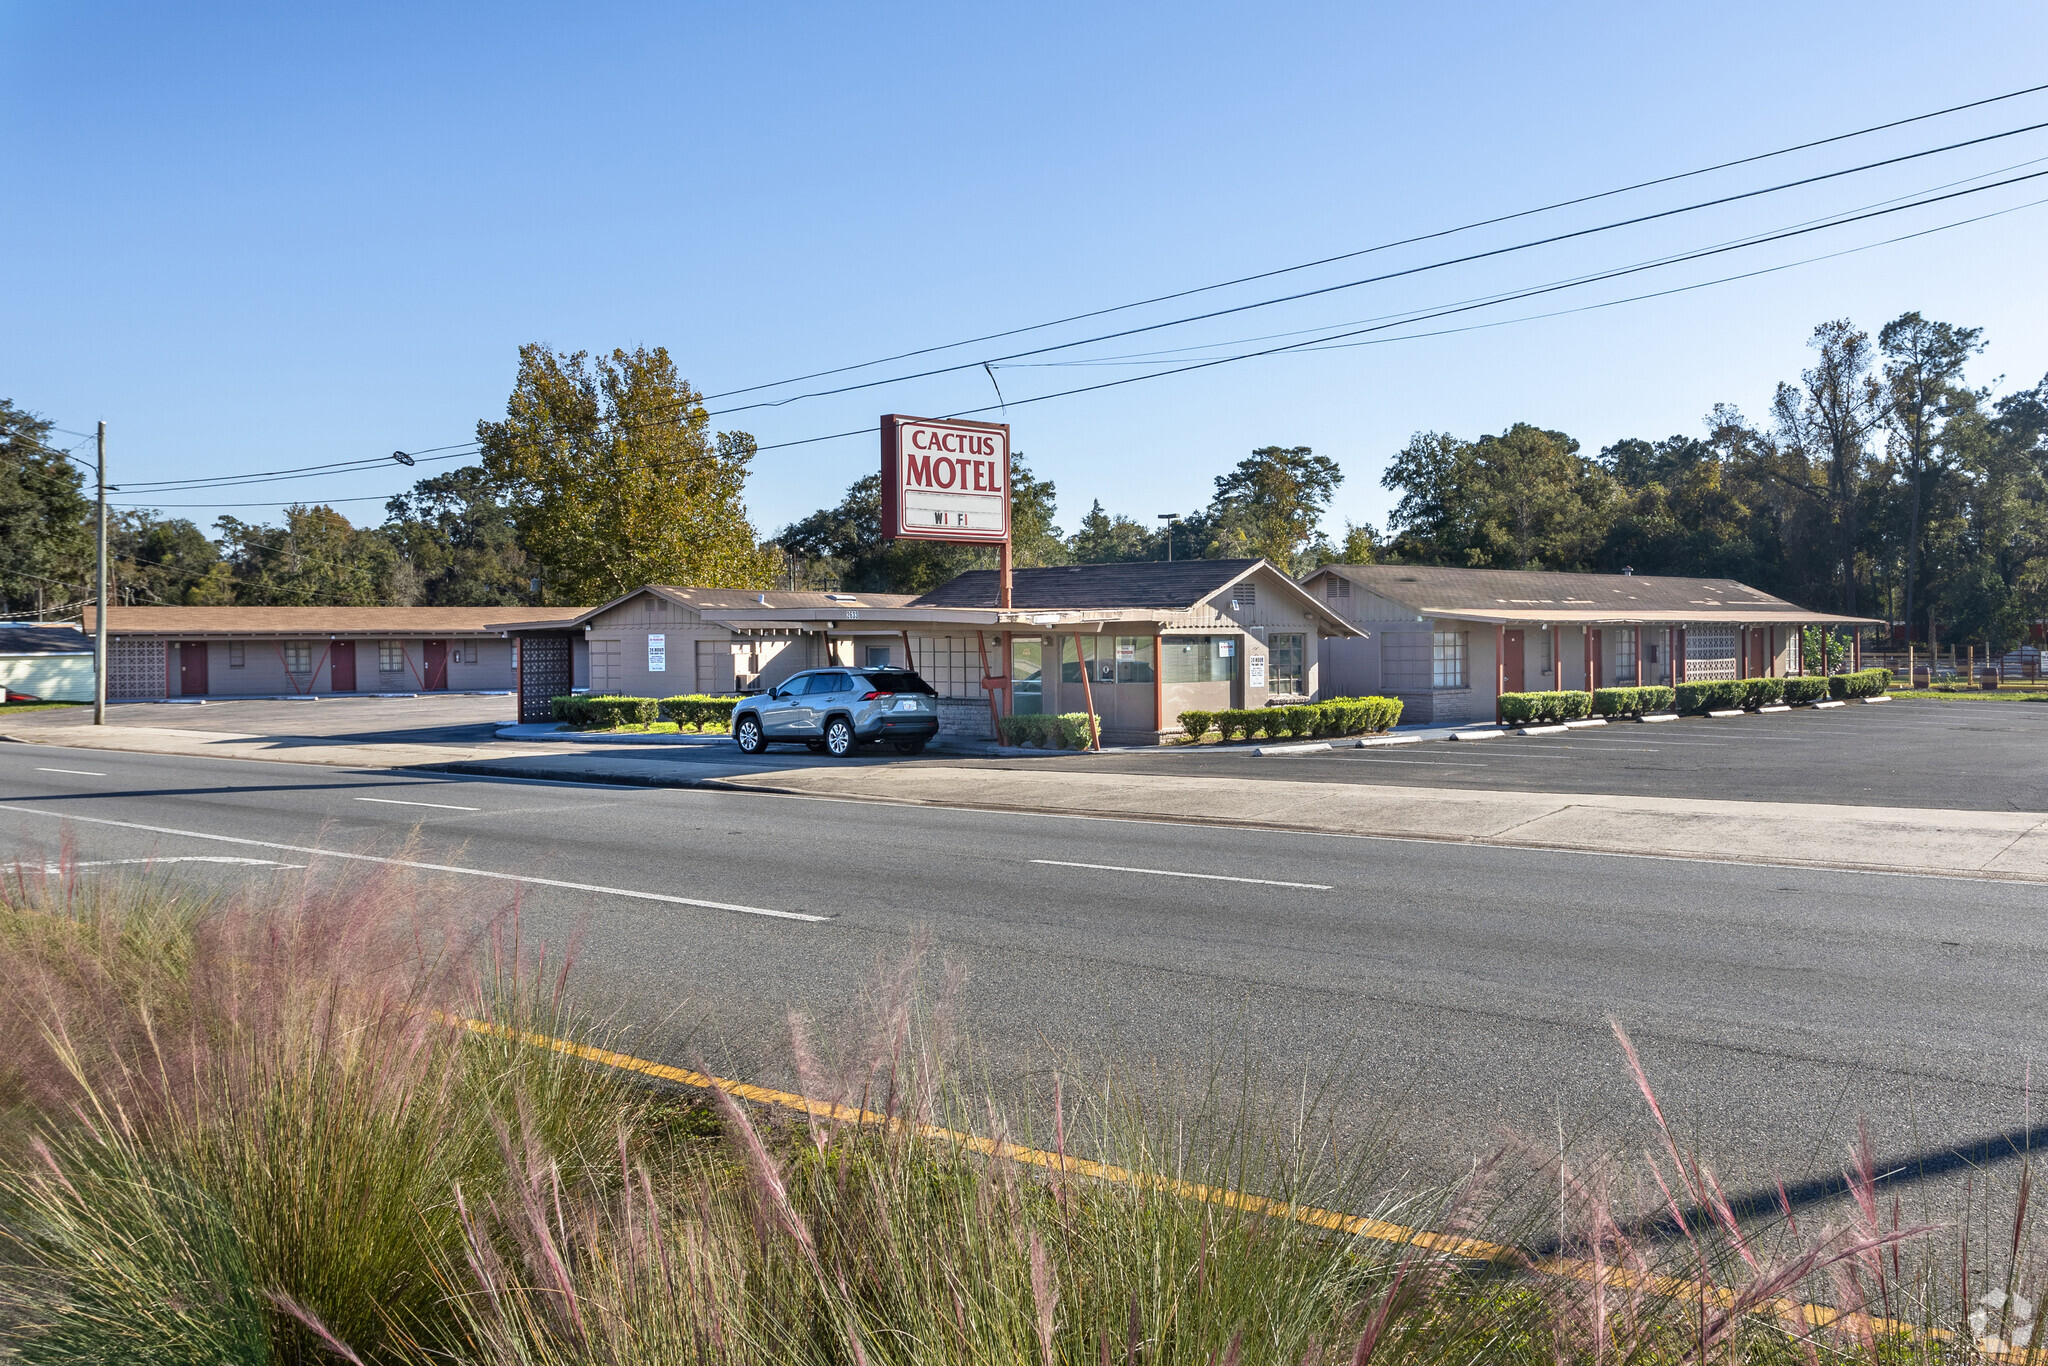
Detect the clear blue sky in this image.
<box><xmin>6</xmin><ymin>2</ymin><xmax>2047</xmax><ymax>544</ymax></box>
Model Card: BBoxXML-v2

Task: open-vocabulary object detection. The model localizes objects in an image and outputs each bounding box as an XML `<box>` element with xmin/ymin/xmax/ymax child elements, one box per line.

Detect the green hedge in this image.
<box><xmin>657</xmin><ymin>694</ymin><xmax>740</xmax><ymax>731</ymax></box>
<box><xmin>1739</xmin><ymin>678</ymin><xmax>1786</xmax><ymax>708</ymax></box>
<box><xmin>1178</xmin><ymin>696</ymin><xmax>1403</xmax><ymax>743</ymax></box>
<box><xmin>1828</xmin><ymin>667</ymin><xmax>1892</xmax><ymax>699</ymax></box>
<box><xmin>1782</xmin><ymin>676</ymin><xmax>1829</xmax><ymax>704</ymax></box>
<box><xmin>550</xmin><ymin>694</ymin><xmax>660</xmax><ymax>728</ymax></box>
<box><xmin>1674</xmin><ymin>681</ymin><xmax>1744</xmax><ymax>715</ymax></box>
<box><xmin>998</xmin><ymin>712</ymin><xmax>1103</xmax><ymax>749</ymax></box>
<box><xmin>1591</xmin><ymin>685</ymin><xmax>1676</xmax><ymax>716</ymax></box>
<box><xmin>1498</xmin><ymin>690</ymin><xmax>1593</xmax><ymax>725</ymax></box>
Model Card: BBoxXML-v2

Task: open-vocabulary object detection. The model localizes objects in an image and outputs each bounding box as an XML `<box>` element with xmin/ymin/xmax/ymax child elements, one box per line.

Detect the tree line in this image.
<box><xmin>5</xmin><ymin>315</ymin><xmax>2042</xmax><ymax>646</ymax></box>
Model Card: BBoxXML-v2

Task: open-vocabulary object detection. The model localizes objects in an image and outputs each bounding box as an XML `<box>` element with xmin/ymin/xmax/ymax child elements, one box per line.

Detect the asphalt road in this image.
<box><xmin>4</xmin><ymin>738</ymin><xmax>2042</xmax><ymax>1232</ymax></box>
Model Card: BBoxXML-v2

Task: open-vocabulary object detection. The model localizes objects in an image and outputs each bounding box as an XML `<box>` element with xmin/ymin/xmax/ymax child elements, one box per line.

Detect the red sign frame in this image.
<box><xmin>879</xmin><ymin>414</ymin><xmax>1012</xmax><ymax>543</ymax></box>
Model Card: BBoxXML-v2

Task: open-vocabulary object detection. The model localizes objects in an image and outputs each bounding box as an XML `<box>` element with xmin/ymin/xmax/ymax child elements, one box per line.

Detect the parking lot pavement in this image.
<box><xmin>0</xmin><ymin>693</ymin><xmax>519</xmax><ymax>746</ymax></box>
<box><xmin>1016</xmin><ymin>700</ymin><xmax>2048</xmax><ymax>812</ymax></box>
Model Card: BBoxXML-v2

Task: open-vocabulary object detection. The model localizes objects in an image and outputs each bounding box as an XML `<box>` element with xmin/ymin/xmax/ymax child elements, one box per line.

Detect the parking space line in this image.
<box><xmin>354</xmin><ymin>796</ymin><xmax>483</xmax><ymax>812</ymax></box>
<box><xmin>1031</xmin><ymin>858</ymin><xmax>1331</xmax><ymax>889</ymax></box>
<box><xmin>35</xmin><ymin>767</ymin><xmax>107</xmax><ymax>776</ymax></box>
<box><xmin>1346</xmin><ymin>757</ymin><xmax>1489</xmax><ymax>767</ymax></box>
<box><xmin>3</xmin><ymin>806</ymin><xmax>831</xmax><ymax>923</ymax></box>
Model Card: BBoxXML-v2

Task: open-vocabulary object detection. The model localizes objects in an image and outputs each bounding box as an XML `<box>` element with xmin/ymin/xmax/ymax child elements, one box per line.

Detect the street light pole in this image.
<box><xmin>1156</xmin><ymin>513</ymin><xmax>1181</xmax><ymax>563</ymax></box>
<box><xmin>94</xmin><ymin>421</ymin><xmax>108</xmax><ymax>725</ymax></box>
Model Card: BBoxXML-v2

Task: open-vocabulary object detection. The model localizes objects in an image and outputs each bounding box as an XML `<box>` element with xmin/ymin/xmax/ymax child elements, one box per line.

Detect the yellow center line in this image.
<box><xmin>458</xmin><ymin>1016</ymin><xmax>1942</xmax><ymax>1345</ymax></box>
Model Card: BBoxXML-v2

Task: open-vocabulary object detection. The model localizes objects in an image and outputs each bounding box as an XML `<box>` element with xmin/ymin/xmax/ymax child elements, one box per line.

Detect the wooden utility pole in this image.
<box><xmin>94</xmin><ymin>422</ymin><xmax>108</xmax><ymax>725</ymax></box>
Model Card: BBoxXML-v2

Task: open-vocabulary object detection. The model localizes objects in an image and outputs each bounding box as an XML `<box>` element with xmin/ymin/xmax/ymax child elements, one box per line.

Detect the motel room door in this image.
<box><xmin>422</xmin><ymin>640</ymin><xmax>449</xmax><ymax>691</ymax></box>
<box><xmin>178</xmin><ymin>643</ymin><xmax>208</xmax><ymax>696</ymax></box>
<box><xmin>1502</xmin><ymin>630</ymin><xmax>1526</xmax><ymax>692</ymax></box>
<box><xmin>330</xmin><ymin>640</ymin><xmax>357</xmax><ymax>692</ymax></box>
<box><xmin>1589</xmin><ymin>629</ymin><xmax>1603</xmax><ymax>689</ymax></box>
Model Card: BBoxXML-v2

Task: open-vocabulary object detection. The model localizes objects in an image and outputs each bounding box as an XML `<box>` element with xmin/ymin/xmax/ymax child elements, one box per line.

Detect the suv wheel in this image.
<box><xmin>734</xmin><ymin>715</ymin><xmax>767</xmax><ymax>754</ymax></box>
<box><xmin>823</xmin><ymin>717</ymin><xmax>855</xmax><ymax>757</ymax></box>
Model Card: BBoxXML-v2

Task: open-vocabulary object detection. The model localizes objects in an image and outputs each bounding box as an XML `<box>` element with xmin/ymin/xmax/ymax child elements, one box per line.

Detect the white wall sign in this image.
<box><xmin>879</xmin><ymin>414</ymin><xmax>1012</xmax><ymax>542</ymax></box>
<box><xmin>648</xmin><ymin>633</ymin><xmax>666</xmax><ymax>672</ymax></box>
<box><xmin>1249</xmin><ymin>657</ymin><xmax>1266</xmax><ymax>688</ymax></box>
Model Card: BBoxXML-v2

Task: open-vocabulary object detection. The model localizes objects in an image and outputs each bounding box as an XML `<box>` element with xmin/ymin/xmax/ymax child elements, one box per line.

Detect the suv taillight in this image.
<box><xmin>861</xmin><ymin>691</ymin><xmax>894</xmax><ymax>701</ymax></box>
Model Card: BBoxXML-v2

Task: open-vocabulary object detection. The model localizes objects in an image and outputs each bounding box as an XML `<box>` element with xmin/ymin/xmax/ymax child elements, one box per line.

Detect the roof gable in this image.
<box><xmin>910</xmin><ymin>560</ymin><xmax>1264</xmax><ymax>610</ymax></box>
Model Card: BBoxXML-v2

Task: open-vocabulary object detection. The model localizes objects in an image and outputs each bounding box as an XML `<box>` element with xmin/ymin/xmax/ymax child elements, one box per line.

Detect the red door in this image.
<box><xmin>422</xmin><ymin>640</ymin><xmax>448</xmax><ymax>691</ymax></box>
<box><xmin>330</xmin><ymin>640</ymin><xmax>357</xmax><ymax>692</ymax></box>
<box><xmin>178</xmin><ymin>642</ymin><xmax>209</xmax><ymax>696</ymax></box>
<box><xmin>1750</xmin><ymin>629</ymin><xmax>1768</xmax><ymax>678</ymax></box>
<box><xmin>1502</xmin><ymin>630</ymin><xmax>1526</xmax><ymax>692</ymax></box>
<box><xmin>1590</xmin><ymin>629</ymin><xmax>1603</xmax><ymax>689</ymax></box>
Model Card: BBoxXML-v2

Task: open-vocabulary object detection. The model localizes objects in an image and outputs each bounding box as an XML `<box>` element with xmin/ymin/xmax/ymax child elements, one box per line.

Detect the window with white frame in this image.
<box><xmin>1614</xmin><ymin>627</ymin><xmax>1638</xmax><ymax>683</ymax></box>
<box><xmin>379</xmin><ymin>641</ymin><xmax>404</xmax><ymax>672</ymax></box>
<box><xmin>1267</xmin><ymin>633</ymin><xmax>1305</xmax><ymax>693</ymax></box>
<box><xmin>284</xmin><ymin>641</ymin><xmax>312</xmax><ymax>674</ymax></box>
<box><xmin>1432</xmin><ymin>631</ymin><xmax>1466</xmax><ymax>689</ymax></box>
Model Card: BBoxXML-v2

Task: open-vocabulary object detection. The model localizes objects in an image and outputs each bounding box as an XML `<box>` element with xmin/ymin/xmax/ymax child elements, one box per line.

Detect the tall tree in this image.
<box><xmin>775</xmin><ymin>452</ymin><xmax>1063</xmax><ymax>593</ymax></box>
<box><xmin>382</xmin><ymin>465</ymin><xmax>532</xmax><ymax>606</ymax></box>
<box><xmin>1205</xmin><ymin>445</ymin><xmax>1342</xmax><ymax>571</ymax></box>
<box><xmin>110</xmin><ymin>511</ymin><xmax>231</xmax><ymax>605</ymax></box>
<box><xmin>478</xmin><ymin>345</ymin><xmax>772</xmax><ymax>604</ymax></box>
<box><xmin>0</xmin><ymin>400</ymin><xmax>93</xmax><ymax>618</ymax></box>
<box><xmin>1067</xmin><ymin>499</ymin><xmax>1162</xmax><ymax>563</ymax></box>
<box><xmin>215</xmin><ymin>505</ymin><xmax>416</xmax><ymax>606</ymax></box>
<box><xmin>1381</xmin><ymin>424</ymin><xmax>1611</xmax><ymax>569</ymax></box>
<box><xmin>1878</xmin><ymin>312</ymin><xmax>1985</xmax><ymax>642</ymax></box>
<box><xmin>1770</xmin><ymin>320</ymin><xmax>1881</xmax><ymax>615</ymax></box>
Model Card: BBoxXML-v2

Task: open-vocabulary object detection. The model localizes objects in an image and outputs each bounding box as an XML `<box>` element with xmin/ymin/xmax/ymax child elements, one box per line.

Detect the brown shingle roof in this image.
<box><xmin>81</xmin><ymin>605</ymin><xmax>587</xmax><ymax>636</ymax></box>
<box><xmin>1307</xmin><ymin>565</ymin><xmax>1880</xmax><ymax>624</ymax></box>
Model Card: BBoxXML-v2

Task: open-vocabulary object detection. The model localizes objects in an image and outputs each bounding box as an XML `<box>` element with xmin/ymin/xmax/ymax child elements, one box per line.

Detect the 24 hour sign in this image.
<box><xmin>879</xmin><ymin>414</ymin><xmax>1012</xmax><ymax>543</ymax></box>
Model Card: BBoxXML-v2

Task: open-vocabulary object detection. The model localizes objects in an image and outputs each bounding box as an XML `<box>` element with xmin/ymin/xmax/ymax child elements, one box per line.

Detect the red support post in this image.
<box><xmin>1495</xmin><ymin>623</ymin><xmax>1506</xmax><ymax>724</ymax></box>
<box><xmin>1073</xmin><ymin>631</ymin><xmax>1100</xmax><ymax>750</ymax></box>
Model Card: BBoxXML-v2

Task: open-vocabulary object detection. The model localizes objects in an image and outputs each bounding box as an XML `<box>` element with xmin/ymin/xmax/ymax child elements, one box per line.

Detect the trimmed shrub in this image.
<box><xmin>1639</xmin><ymin>686</ymin><xmax>1677</xmax><ymax>713</ymax></box>
<box><xmin>1000</xmin><ymin>713</ymin><xmax>1103</xmax><ymax>749</ymax></box>
<box><xmin>1738</xmin><ymin>678</ymin><xmax>1785</xmax><ymax>709</ymax></box>
<box><xmin>657</xmin><ymin>694</ymin><xmax>739</xmax><ymax>731</ymax></box>
<box><xmin>1498</xmin><ymin>690</ymin><xmax>1592</xmax><ymax>725</ymax></box>
<box><xmin>1782</xmin><ymin>676</ymin><xmax>1829</xmax><ymax>704</ymax></box>
<box><xmin>1674</xmin><ymin>681</ymin><xmax>1746</xmax><ymax>715</ymax></box>
<box><xmin>1319</xmin><ymin>695</ymin><xmax>1403</xmax><ymax>734</ymax></box>
<box><xmin>552</xmin><ymin>695</ymin><xmax>659</xmax><ymax>729</ymax></box>
<box><xmin>1177</xmin><ymin>709</ymin><xmax>1215</xmax><ymax>742</ymax></box>
<box><xmin>1592</xmin><ymin>685</ymin><xmax>1675</xmax><ymax>716</ymax></box>
<box><xmin>1055</xmin><ymin>713</ymin><xmax>1103</xmax><ymax>749</ymax></box>
<box><xmin>1829</xmin><ymin>668</ymin><xmax>1892</xmax><ymax>700</ymax></box>
<box><xmin>1284</xmin><ymin>706</ymin><xmax>1317</xmax><ymax>738</ymax></box>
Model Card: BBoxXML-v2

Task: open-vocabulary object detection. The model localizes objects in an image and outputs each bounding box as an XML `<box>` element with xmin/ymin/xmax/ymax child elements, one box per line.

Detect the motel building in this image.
<box><xmin>1300</xmin><ymin>564</ymin><xmax>1882</xmax><ymax>726</ymax></box>
<box><xmin>80</xmin><ymin>605</ymin><xmax>590</xmax><ymax>700</ymax></box>
<box><xmin>511</xmin><ymin>559</ymin><xmax>1362</xmax><ymax>745</ymax></box>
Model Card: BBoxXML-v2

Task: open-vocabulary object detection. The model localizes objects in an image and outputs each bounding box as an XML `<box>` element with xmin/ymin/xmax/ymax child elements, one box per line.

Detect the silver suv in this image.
<box><xmin>732</xmin><ymin>667</ymin><xmax>941</xmax><ymax>757</ymax></box>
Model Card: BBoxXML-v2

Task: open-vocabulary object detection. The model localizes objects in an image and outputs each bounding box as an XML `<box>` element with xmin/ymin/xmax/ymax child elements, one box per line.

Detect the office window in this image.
<box><xmin>1324</xmin><ymin>576</ymin><xmax>1350</xmax><ymax>601</ymax></box>
<box><xmin>1432</xmin><ymin>631</ymin><xmax>1466</xmax><ymax>689</ymax></box>
<box><xmin>1060</xmin><ymin>636</ymin><xmax>1105</xmax><ymax>684</ymax></box>
<box><xmin>284</xmin><ymin>641</ymin><xmax>312</xmax><ymax>674</ymax></box>
<box><xmin>228</xmin><ymin>642</ymin><xmax>245</xmax><ymax>668</ymax></box>
<box><xmin>1232</xmin><ymin>582</ymin><xmax>1256</xmax><ymax>609</ymax></box>
<box><xmin>1010</xmin><ymin>638</ymin><xmax>1043</xmax><ymax>714</ymax></box>
<box><xmin>1113</xmin><ymin>636</ymin><xmax>1154</xmax><ymax>685</ymax></box>
<box><xmin>1163</xmin><ymin>635</ymin><xmax>1239</xmax><ymax>684</ymax></box>
<box><xmin>379</xmin><ymin>641</ymin><xmax>404</xmax><ymax>672</ymax></box>
<box><xmin>1268</xmin><ymin>633</ymin><xmax>1305</xmax><ymax>693</ymax></box>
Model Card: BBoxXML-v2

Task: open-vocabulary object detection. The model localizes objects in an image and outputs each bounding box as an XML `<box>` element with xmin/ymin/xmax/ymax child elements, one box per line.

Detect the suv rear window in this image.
<box><xmin>860</xmin><ymin>669</ymin><xmax>937</xmax><ymax>696</ymax></box>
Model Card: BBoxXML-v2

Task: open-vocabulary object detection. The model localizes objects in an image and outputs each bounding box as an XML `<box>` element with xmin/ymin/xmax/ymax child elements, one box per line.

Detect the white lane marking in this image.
<box><xmin>3</xmin><ymin>806</ymin><xmax>831</xmax><ymax>923</ymax></box>
<box><xmin>35</xmin><ymin>767</ymin><xmax>107</xmax><ymax>776</ymax></box>
<box><xmin>1030</xmin><ymin>858</ymin><xmax>1331</xmax><ymax>890</ymax></box>
<box><xmin>354</xmin><ymin>796</ymin><xmax>483</xmax><ymax>812</ymax></box>
<box><xmin>31</xmin><ymin>856</ymin><xmax>306</xmax><ymax>872</ymax></box>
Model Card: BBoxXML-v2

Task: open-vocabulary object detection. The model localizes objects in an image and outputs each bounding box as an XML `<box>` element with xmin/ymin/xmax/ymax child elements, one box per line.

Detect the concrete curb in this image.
<box><xmin>1864</xmin><ymin>695</ymin><xmax>1894</xmax><ymax>704</ymax></box>
<box><xmin>1563</xmin><ymin>718</ymin><xmax>1607</xmax><ymax>729</ymax></box>
<box><xmin>1707</xmin><ymin>708</ymin><xmax>1745</xmax><ymax>718</ymax></box>
<box><xmin>1354</xmin><ymin>734</ymin><xmax>1424</xmax><ymax>748</ymax></box>
<box><xmin>1759</xmin><ymin>704</ymin><xmax>1792</xmax><ymax>713</ymax></box>
<box><xmin>1812</xmin><ymin>700</ymin><xmax>1847</xmax><ymax>709</ymax></box>
<box><xmin>1639</xmin><ymin>713</ymin><xmax>1679</xmax><ymax>723</ymax></box>
<box><xmin>1450</xmin><ymin>729</ymin><xmax>1505</xmax><ymax>741</ymax></box>
<box><xmin>1252</xmin><ymin>741</ymin><xmax>1332</xmax><ymax>756</ymax></box>
<box><xmin>1516</xmin><ymin>724</ymin><xmax>1571</xmax><ymax>736</ymax></box>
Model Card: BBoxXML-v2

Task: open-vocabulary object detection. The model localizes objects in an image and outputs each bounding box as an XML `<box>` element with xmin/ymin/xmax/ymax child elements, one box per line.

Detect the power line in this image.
<box><xmin>692</xmin><ymin>79</ymin><xmax>2048</xmax><ymax>403</ymax></box>
<box><xmin>702</xmin><ymin>116</ymin><xmax>2048</xmax><ymax>417</ymax></box>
